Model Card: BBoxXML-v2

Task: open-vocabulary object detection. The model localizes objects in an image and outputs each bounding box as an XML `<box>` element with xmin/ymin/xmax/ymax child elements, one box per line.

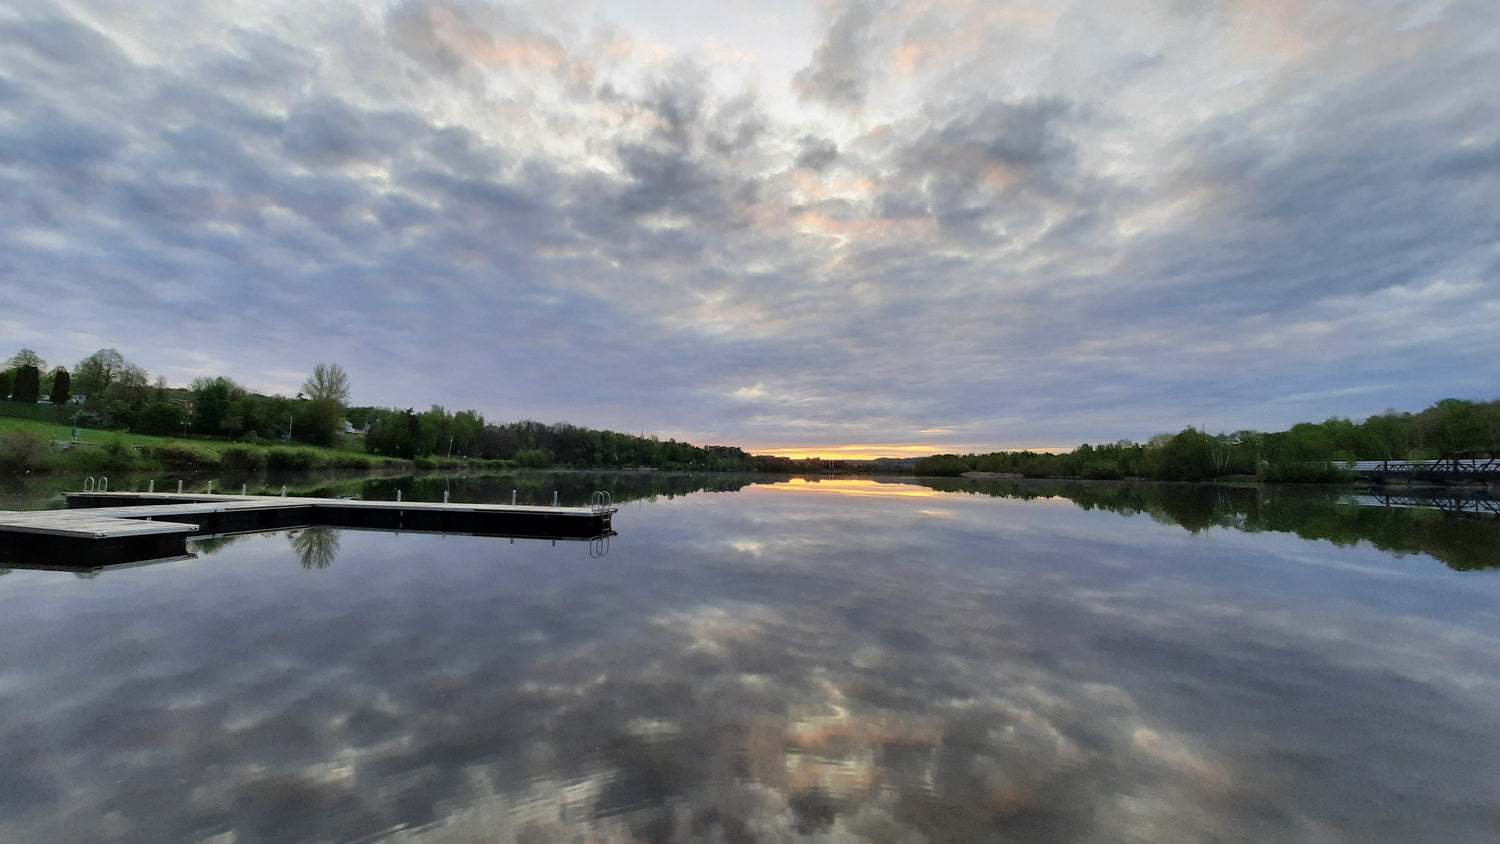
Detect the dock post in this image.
<box><xmin>207</xmin><ymin>481</ymin><xmax>213</xmax><ymax>494</ymax></box>
<box><xmin>443</xmin><ymin>490</ymin><xmax>450</xmax><ymax>504</ymax></box>
<box><xmin>149</xmin><ymin>480</ymin><xmax>155</xmax><ymax>493</ymax></box>
<box><xmin>511</xmin><ymin>490</ymin><xmax>516</xmax><ymax>505</ymax></box>
<box><xmin>177</xmin><ymin>480</ymin><xmax>183</xmax><ymax>494</ymax></box>
<box><xmin>241</xmin><ymin>484</ymin><xmax>247</xmax><ymax>495</ymax></box>
<box><xmin>396</xmin><ymin>490</ymin><xmax>402</xmax><ymax>503</ymax></box>
<box><xmin>281</xmin><ymin>485</ymin><xmax>287</xmax><ymax>497</ymax></box>
<box><xmin>553</xmin><ymin>491</ymin><xmax>559</xmax><ymax>507</ymax></box>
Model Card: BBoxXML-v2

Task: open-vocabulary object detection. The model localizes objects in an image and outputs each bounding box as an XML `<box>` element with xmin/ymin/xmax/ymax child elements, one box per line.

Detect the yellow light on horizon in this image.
<box><xmin>750</xmin><ymin>444</ymin><xmax>945</xmax><ymax>460</ymax></box>
<box><xmin>748</xmin><ymin>443</ymin><xmax>1077</xmax><ymax>460</ymax></box>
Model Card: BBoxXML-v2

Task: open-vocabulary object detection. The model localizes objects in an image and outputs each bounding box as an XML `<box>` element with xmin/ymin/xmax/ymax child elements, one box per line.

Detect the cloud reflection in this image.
<box><xmin>0</xmin><ymin>487</ymin><xmax>1497</xmax><ymax>841</ymax></box>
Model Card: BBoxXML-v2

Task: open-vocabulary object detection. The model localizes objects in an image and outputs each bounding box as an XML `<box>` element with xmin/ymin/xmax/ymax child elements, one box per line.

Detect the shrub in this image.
<box><xmin>96</xmin><ymin>437</ymin><xmax>140</xmax><ymax>471</ymax></box>
<box><xmin>513</xmin><ymin>448</ymin><xmax>553</xmax><ymax>468</ymax></box>
<box><xmin>0</xmin><ymin>430</ymin><xmax>51</xmax><ymax>473</ymax></box>
<box><xmin>330</xmin><ymin>453</ymin><xmax>373</xmax><ymax>470</ymax></box>
<box><xmin>412</xmin><ymin>457</ymin><xmax>437</xmax><ymax>470</ymax></box>
<box><xmin>1081</xmin><ymin>460</ymin><xmax>1125</xmax><ymax>480</ymax></box>
<box><xmin>154</xmin><ymin>443</ymin><xmax>220</xmax><ymax>470</ymax></box>
<box><xmin>1257</xmin><ymin>461</ymin><xmax>1352</xmax><ymax>484</ymax></box>
<box><xmin>220</xmin><ymin>446</ymin><xmax>267</xmax><ymax>470</ymax></box>
<box><xmin>138</xmin><ymin>402</ymin><xmax>188</xmax><ymax>436</ymax></box>
<box><xmin>265</xmin><ymin>448</ymin><xmax>317</xmax><ymax>470</ymax></box>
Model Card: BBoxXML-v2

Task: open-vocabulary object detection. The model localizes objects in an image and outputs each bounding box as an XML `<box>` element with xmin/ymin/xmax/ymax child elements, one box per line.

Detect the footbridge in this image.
<box><xmin>1350</xmin><ymin>453</ymin><xmax>1500</xmax><ymax>483</ymax></box>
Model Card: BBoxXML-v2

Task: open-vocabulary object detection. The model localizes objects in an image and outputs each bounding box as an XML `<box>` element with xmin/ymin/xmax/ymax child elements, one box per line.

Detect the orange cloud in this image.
<box><xmin>429</xmin><ymin>6</ymin><xmax>567</xmax><ymax>69</ymax></box>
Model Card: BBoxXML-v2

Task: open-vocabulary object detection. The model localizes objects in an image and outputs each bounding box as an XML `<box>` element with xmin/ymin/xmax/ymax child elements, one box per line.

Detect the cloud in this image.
<box><xmin>792</xmin><ymin>0</ymin><xmax>884</xmax><ymax>110</ymax></box>
<box><xmin>0</xmin><ymin>0</ymin><xmax>1497</xmax><ymax>448</ymax></box>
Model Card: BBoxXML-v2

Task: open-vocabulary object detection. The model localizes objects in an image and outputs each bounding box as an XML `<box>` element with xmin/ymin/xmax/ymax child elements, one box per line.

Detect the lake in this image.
<box><xmin>1</xmin><ymin>475</ymin><xmax>1498</xmax><ymax>842</ymax></box>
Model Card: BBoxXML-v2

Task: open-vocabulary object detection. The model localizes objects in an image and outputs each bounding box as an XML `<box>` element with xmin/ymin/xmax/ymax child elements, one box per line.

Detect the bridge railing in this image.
<box><xmin>1349</xmin><ymin>457</ymin><xmax>1500</xmax><ymax>475</ymax></box>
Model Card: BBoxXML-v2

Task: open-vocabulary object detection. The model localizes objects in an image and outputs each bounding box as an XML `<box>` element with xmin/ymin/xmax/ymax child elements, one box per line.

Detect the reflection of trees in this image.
<box><xmin>290</xmin><ymin>528</ymin><xmax>340</xmax><ymax>569</ymax></box>
<box><xmin>191</xmin><ymin>533</ymin><xmax>251</xmax><ymax>557</ymax></box>
<box><xmin>908</xmin><ymin>478</ymin><xmax>1500</xmax><ymax>570</ymax></box>
<box><xmin>356</xmin><ymin>471</ymin><xmax>768</xmax><ymax>507</ymax></box>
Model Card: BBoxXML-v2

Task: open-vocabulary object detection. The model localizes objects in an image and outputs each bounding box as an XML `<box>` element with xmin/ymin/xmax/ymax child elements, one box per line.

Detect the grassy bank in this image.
<box><xmin>0</xmin><ymin>418</ymin><xmax>493</xmax><ymax>475</ymax></box>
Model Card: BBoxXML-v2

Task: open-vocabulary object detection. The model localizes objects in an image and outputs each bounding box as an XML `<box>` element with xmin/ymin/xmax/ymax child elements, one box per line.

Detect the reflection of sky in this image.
<box><xmin>1</xmin><ymin>483</ymin><xmax>1499</xmax><ymax>841</ymax></box>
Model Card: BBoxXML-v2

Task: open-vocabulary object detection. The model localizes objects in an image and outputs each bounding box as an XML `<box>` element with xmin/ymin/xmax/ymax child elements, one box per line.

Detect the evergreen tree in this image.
<box><xmin>48</xmin><ymin>368</ymin><xmax>69</xmax><ymax>405</ymax></box>
<box><xmin>11</xmin><ymin>365</ymin><xmax>40</xmax><ymax>403</ymax></box>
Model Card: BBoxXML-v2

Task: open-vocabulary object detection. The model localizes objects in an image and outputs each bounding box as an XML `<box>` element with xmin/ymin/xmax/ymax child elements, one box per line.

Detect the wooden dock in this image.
<box><xmin>0</xmin><ymin>491</ymin><xmax>616</xmax><ymax>568</ymax></box>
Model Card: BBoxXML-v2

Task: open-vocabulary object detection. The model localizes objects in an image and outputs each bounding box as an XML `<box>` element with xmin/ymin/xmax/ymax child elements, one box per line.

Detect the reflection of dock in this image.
<box><xmin>0</xmin><ymin>491</ymin><xmax>615</xmax><ymax>568</ymax></box>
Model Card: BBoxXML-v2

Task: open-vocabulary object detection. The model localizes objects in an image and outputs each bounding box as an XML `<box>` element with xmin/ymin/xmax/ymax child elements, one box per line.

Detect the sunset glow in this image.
<box><xmin>749</xmin><ymin>444</ymin><xmax>949</xmax><ymax>460</ymax></box>
<box><xmin>750</xmin><ymin>444</ymin><xmax>1077</xmax><ymax>460</ymax></box>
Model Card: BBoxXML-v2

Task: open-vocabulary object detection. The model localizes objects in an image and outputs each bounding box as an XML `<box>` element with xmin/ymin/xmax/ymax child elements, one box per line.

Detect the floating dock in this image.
<box><xmin>0</xmin><ymin>491</ymin><xmax>616</xmax><ymax>568</ymax></box>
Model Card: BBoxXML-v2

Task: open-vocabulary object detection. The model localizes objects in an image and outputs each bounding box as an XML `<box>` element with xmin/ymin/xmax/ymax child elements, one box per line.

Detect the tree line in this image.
<box><xmin>2</xmin><ymin>346</ymin><xmax>753</xmax><ymax>470</ymax></box>
<box><xmin>351</xmin><ymin>408</ymin><xmax>753</xmax><ymax>470</ymax></box>
<box><xmin>8</xmin><ymin>346</ymin><xmax>1494</xmax><ymax>478</ymax></box>
<box><xmin>1</xmin><ymin>348</ymin><xmax>354</xmax><ymax>447</ymax></box>
<box><xmin>914</xmin><ymin>397</ymin><xmax>1500</xmax><ymax>481</ymax></box>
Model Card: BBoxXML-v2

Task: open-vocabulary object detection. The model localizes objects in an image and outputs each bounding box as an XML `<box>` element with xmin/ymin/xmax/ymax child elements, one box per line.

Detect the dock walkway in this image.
<box><xmin>1</xmin><ymin>491</ymin><xmax>616</xmax><ymax>567</ymax></box>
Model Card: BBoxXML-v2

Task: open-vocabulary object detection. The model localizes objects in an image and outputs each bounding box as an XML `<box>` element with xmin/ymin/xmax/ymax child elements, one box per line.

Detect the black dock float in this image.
<box><xmin>0</xmin><ymin>491</ymin><xmax>616</xmax><ymax>568</ymax></box>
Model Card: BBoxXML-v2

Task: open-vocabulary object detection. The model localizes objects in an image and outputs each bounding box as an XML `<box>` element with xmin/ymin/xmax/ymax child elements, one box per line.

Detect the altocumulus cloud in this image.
<box><xmin>0</xmin><ymin>0</ymin><xmax>1497</xmax><ymax>452</ymax></box>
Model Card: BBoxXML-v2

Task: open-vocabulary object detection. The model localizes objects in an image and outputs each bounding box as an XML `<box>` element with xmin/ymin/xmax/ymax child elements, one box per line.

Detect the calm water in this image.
<box><xmin>2</xmin><ymin>477</ymin><xmax>1499</xmax><ymax>842</ymax></box>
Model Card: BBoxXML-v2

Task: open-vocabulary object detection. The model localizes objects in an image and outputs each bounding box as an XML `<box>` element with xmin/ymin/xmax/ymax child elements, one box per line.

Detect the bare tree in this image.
<box><xmin>73</xmin><ymin>348</ymin><xmax>127</xmax><ymax>396</ymax></box>
<box><xmin>301</xmin><ymin>362</ymin><xmax>350</xmax><ymax>405</ymax></box>
<box><xmin>7</xmin><ymin>349</ymin><xmax>45</xmax><ymax>371</ymax></box>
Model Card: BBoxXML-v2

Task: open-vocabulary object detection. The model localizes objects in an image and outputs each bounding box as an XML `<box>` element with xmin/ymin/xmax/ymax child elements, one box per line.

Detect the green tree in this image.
<box><xmin>0</xmin><ymin>370</ymin><xmax>13</xmax><ymax>401</ymax></box>
<box><xmin>138</xmin><ymin>402</ymin><xmax>188</xmax><ymax>436</ymax></box>
<box><xmin>72</xmin><ymin>348</ymin><xmax>127</xmax><ymax>398</ymax></box>
<box><xmin>366</xmin><ymin>408</ymin><xmax>419</xmax><ymax>458</ymax></box>
<box><xmin>49</xmin><ymin>368</ymin><xmax>70</xmax><ymax>405</ymax></box>
<box><xmin>298</xmin><ymin>363</ymin><xmax>350</xmax><ymax>446</ymax></box>
<box><xmin>10</xmin><ymin>365</ymin><xmax>40</xmax><ymax>403</ymax></box>
<box><xmin>190</xmin><ymin>376</ymin><xmax>243</xmax><ymax>436</ymax></box>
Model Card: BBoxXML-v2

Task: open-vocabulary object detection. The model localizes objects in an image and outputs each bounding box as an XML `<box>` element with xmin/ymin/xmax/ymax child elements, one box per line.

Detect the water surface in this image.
<box><xmin>1</xmin><ymin>477</ymin><xmax>1498</xmax><ymax>842</ymax></box>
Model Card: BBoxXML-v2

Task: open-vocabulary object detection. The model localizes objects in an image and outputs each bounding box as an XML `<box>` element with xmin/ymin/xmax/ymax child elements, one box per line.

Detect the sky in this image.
<box><xmin>1</xmin><ymin>0</ymin><xmax>1497</xmax><ymax>458</ymax></box>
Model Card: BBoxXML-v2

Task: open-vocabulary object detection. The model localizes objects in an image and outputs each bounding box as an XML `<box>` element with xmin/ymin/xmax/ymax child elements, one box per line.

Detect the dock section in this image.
<box><xmin>1</xmin><ymin>491</ymin><xmax>616</xmax><ymax>568</ymax></box>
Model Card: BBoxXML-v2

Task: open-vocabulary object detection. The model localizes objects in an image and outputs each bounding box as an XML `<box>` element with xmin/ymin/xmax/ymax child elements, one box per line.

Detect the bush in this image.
<box><xmin>154</xmin><ymin>443</ymin><xmax>220</xmax><ymax>470</ymax></box>
<box><xmin>412</xmin><ymin>457</ymin><xmax>437</xmax><ymax>470</ymax></box>
<box><xmin>1081</xmin><ymin>460</ymin><xmax>1125</xmax><ymax>480</ymax></box>
<box><xmin>138</xmin><ymin>402</ymin><xmax>188</xmax><ymax>436</ymax></box>
<box><xmin>513</xmin><ymin>448</ymin><xmax>553</xmax><ymax>468</ymax></box>
<box><xmin>265</xmin><ymin>448</ymin><xmax>318</xmax><ymax>470</ymax></box>
<box><xmin>220</xmin><ymin>446</ymin><xmax>267</xmax><ymax>470</ymax></box>
<box><xmin>0</xmin><ymin>430</ymin><xmax>51</xmax><ymax>473</ymax></box>
<box><xmin>914</xmin><ymin>454</ymin><xmax>969</xmax><ymax>476</ymax></box>
<box><xmin>96</xmin><ymin>437</ymin><xmax>140</xmax><ymax>471</ymax></box>
<box><xmin>330</xmin><ymin>453</ymin><xmax>373</xmax><ymax>470</ymax></box>
<box><xmin>1257</xmin><ymin>461</ymin><xmax>1352</xmax><ymax>484</ymax></box>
